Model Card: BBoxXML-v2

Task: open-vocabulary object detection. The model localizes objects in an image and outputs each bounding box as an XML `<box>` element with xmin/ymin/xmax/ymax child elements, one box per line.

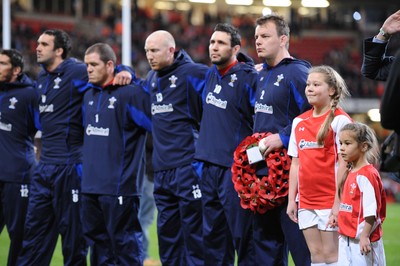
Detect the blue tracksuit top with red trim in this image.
<box><xmin>253</xmin><ymin>58</ymin><xmax>311</xmax><ymax>148</ymax></box>
<box><xmin>143</xmin><ymin>50</ymin><xmax>208</xmax><ymax>171</ymax></box>
<box><xmin>195</xmin><ymin>53</ymin><xmax>258</xmax><ymax>168</ymax></box>
<box><xmin>37</xmin><ymin>58</ymin><xmax>87</xmax><ymax>164</ymax></box>
<box><xmin>0</xmin><ymin>74</ymin><xmax>39</xmax><ymax>183</ymax></box>
<box><xmin>81</xmin><ymin>82</ymin><xmax>151</xmax><ymax>196</ymax></box>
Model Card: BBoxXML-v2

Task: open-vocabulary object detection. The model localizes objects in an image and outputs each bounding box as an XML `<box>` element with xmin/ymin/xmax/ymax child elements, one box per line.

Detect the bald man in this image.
<box><xmin>143</xmin><ymin>31</ymin><xmax>208</xmax><ymax>265</ymax></box>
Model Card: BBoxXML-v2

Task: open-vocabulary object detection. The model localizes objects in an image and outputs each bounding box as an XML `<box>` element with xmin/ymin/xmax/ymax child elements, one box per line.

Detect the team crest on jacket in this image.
<box><xmin>8</xmin><ymin>97</ymin><xmax>18</xmax><ymax>109</ymax></box>
<box><xmin>349</xmin><ymin>183</ymin><xmax>356</xmax><ymax>194</ymax></box>
<box><xmin>53</xmin><ymin>77</ymin><xmax>62</xmax><ymax>89</ymax></box>
<box><xmin>108</xmin><ymin>97</ymin><xmax>117</xmax><ymax>109</ymax></box>
<box><xmin>274</xmin><ymin>74</ymin><xmax>284</xmax><ymax>86</ymax></box>
<box><xmin>169</xmin><ymin>75</ymin><xmax>177</xmax><ymax>88</ymax></box>
<box><xmin>229</xmin><ymin>74</ymin><xmax>237</xmax><ymax>87</ymax></box>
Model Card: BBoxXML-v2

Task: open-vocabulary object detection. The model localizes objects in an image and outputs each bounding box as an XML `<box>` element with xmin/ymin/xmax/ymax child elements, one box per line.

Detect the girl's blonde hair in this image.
<box><xmin>338</xmin><ymin>122</ymin><xmax>380</xmax><ymax>197</ymax></box>
<box><xmin>310</xmin><ymin>65</ymin><xmax>350</xmax><ymax>145</ymax></box>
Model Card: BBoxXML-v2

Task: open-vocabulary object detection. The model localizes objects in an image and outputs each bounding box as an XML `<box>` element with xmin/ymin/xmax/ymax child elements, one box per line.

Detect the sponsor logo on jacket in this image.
<box><xmin>39</xmin><ymin>104</ymin><xmax>54</xmax><ymax>113</ymax></box>
<box><xmin>86</xmin><ymin>124</ymin><xmax>110</xmax><ymax>136</ymax></box>
<box><xmin>298</xmin><ymin>139</ymin><xmax>322</xmax><ymax>150</ymax></box>
<box><xmin>339</xmin><ymin>203</ymin><xmax>352</xmax><ymax>212</ymax></box>
<box><xmin>206</xmin><ymin>92</ymin><xmax>227</xmax><ymax>109</ymax></box>
<box><xmin>0</xmin><ymin>121</ymin><xmax>12</xmax><ymax>131</ymax></box>
<box><xmin>255</xmin><ymin>102</ymin><xmax>273</xmax><ymax>114</ymax></box>
<box><xmin>151</xmin><ymin>103</ymin><xmax>174</xmax><ymax>115</ymax></box>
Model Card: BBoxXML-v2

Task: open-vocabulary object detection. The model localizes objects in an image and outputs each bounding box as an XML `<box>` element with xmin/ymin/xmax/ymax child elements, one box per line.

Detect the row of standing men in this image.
<box><xmin>0</xmin><ymin>16</ymin><xmax>309</xmax><ymax>265</ymax></box>
<box><xmin>0</xmin><ymin>10</ymin><xmax>395</xmax><ymax>265</ymax></box>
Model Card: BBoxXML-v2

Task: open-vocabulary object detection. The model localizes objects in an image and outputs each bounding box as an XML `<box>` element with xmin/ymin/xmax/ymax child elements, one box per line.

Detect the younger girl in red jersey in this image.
<box><xmin>335</xmin><ymin>122</ymin><xmax>386</xmax><ymax>265</ymax></box>
<box><xmin>287</xmin><ymin>65</ymin><xmax>352</xmax><ymax>266</ymax></box>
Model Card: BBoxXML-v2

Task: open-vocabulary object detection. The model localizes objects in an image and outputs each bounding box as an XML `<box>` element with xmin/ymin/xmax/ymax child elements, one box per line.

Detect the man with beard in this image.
<box><xmin>194</xmin><ymin>23</ymin><xmax>258</xmax><ymax>266</ymax></box>
<box><xmin>0</xmin><ymin>49</ymin><xmax>39</xmax><ymax>266</ymax></box>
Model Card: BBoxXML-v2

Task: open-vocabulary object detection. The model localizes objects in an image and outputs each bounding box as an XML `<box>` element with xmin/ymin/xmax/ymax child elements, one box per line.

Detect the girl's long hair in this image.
<box><xmin>338</xmin><ymin>122</ymin><xmax>380</xmax><ymax>198</ymax></box>
<box><xmin>310</xmin><ymin>65</ymin><xmax>350</xmax><ymax>145</ymax></box>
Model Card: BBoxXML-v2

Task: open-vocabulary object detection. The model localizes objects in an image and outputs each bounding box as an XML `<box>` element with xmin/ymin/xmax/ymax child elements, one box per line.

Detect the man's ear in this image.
<box><xmin>280</xmin><ymin>34</ymin><xmax>289</xmax><ymax>48</ymax></box>
<box><xmin>107</xmin><ymin>60</ymin><xmax>115</xmax><ymax>74</ymax></box>
<box><xmin>55</xmin><ymin>47</ymin><xmax>64</xmax><ymax>58</ymax></box>
<box><xmin>12</xmin><ymin>66</ymin><xmax>22</xmax><ymax>81</ymax></box>
<box><xmin>233</xmin><ymin>44</ymin><xmax>241</xmax><ymax>55</ymax></box>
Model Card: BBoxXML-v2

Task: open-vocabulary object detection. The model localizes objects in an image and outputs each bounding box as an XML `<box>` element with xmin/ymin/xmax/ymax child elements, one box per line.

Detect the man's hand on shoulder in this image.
<box><xmin>113</xmin><ymin>71</ymin><xmax>132</xmax><ymax>85</ymax></box>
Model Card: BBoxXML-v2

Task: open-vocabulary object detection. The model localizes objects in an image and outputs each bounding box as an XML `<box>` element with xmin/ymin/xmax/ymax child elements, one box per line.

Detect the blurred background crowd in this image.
<box><xmin>4</xmin><ymin>0</ymin><xmax>399</xmax><ymax>96</ymax></box>
<box><xmin>2</xmin><ymin>0</ymin><xmax>400</xmax><ymax>200</ymax></box>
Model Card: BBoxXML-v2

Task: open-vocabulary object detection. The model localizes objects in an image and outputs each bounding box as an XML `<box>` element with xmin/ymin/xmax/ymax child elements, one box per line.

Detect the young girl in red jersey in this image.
<box><xmin>287</xmin><ymin>65</ymin><xmax>352</xmax><ymax>266</ymax></box>
<box><xmin>335</xmin><ymin>122</ymin><xmax>386</xmax><ymax>265</ymax></box>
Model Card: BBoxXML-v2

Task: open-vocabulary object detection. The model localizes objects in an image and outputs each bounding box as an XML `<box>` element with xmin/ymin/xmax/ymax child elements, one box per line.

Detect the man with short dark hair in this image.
<box><xmin>253</xmin><ymin>14</ymin><xmax>312</xmax><ymax>265</ymax></box>
<box><xmin>0</xmin><ymin>48</ymin><xmax>39</xmax><ymax>266</ymax></box>
<box><xmin>195</xmin><ymin>23</ymin><xmax>258</xmax><ymax>266</ymax></box>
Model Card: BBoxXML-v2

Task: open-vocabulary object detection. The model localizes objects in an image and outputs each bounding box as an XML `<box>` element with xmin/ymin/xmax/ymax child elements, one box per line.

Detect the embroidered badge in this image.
<box><xmin>9</xmin><ymin>97</ymin><xmax>18</xmax><ymax>109</ymax></box>
<box><xmin>53</xmin><ymin>77</ymin><xmax>62</xmax><ymax>89</ymax></box>
<box><xmin>229</xmin><ymin>74</ymin><xmax>237</xmax><ymax>87</ymax></box>
<box><xmin>108</xmin><ymin>96</ymin><xmax>117</xmax><ymax>109</ymax></box>
<box><xmin>274</xmin><ymin>74</ymin><xmax>284</xmax><ymax>86</ymax></box>
<box><xmin>349</xmin><ymin>183</ymin><xmax>357</xmax><ymax>194</ymax></box>
<box><xmin>169</xmin><ymin>75</ymin><xmax>177</xmax><ymax>88</ymax></box>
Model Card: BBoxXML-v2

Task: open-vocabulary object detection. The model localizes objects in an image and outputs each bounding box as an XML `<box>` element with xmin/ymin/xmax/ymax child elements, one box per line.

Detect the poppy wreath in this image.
<box><xmin>231</xmin><ymin>132</ymin><xmax>291</xmax><ymax>214</ymax></box>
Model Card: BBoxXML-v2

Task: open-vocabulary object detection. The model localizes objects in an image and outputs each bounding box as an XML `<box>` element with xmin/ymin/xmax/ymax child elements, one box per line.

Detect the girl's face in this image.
<box><xmin>339</xmin><ymin>130</ymin><xmax>364</xmax><ymax>163</ymax></box>
<box><xmin>305</xmin><ymin>72</ymin><xmax>335</xmax><ymax>109</ymax></box>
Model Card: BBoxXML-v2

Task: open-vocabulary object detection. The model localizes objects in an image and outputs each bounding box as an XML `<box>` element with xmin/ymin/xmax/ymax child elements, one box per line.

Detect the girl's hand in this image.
<box><xmin>360</xmin><ymin>236</ymin><xmax>372</xmax><ymax>255</ymax></box>
<box><xmin>327</xmin><ymin>212</ymin><xmax>338</xmax><ymax>228</ymax></box>
<box><xmin>286</xmin><ymin>201</ymin><xmax>298</xmax><ymax>223</ymax></box>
